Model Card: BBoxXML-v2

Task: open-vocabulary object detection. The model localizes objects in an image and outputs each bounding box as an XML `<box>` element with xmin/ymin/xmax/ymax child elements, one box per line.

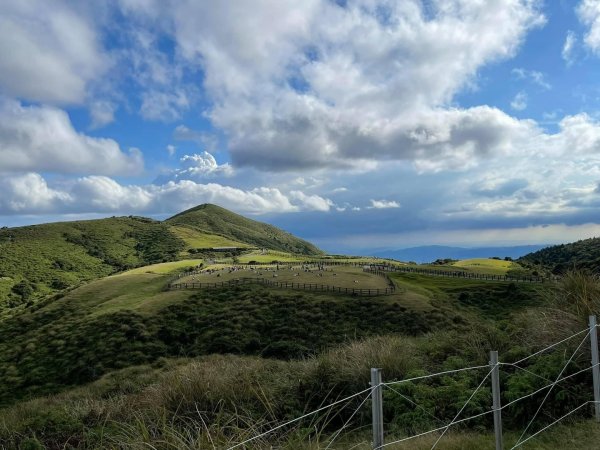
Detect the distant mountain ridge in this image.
<box><xmin>373</xmin><ymin>245</ymin><xmax>547</xmax><ymax>263</ymax></box>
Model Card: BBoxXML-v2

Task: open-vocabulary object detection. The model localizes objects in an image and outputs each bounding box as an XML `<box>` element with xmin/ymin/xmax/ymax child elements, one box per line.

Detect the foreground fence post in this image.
<box><xmin>371</xmin><ymin>368</ymin><xmax>384</xmax><ymax>449</ymax></box>
<box><xmin>490</xmin><ymin>351</ymin><xmax>503</xmax><ymax>450</ymax></box>
<box><xmin>589</xmin><ymin>315</ymin><xmax>600</xmax><ymax>422</ymax></box>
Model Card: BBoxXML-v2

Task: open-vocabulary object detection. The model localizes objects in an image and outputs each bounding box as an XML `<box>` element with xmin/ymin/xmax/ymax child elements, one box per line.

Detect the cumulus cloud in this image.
<box><xmin>0</xmin><ymin>100</ymin><xmax>143</xmax><ymax>175</ymax></box>
<box><xmin>118</xmin><ymin>0</ymin><xmax>544</xmax><ymax>172</ymax></box>
<box><xmin>0</xmin><ymin>173</ymin><xmax>71</xmax><ymax>213</ymax></box>
<box><xmin>289</xmin><ymin>190</ymin><xmax>333</xmax><ymax>211</ymax></box>
<box><xmin>369</xmin><ymin>199</ymin><xmax>400</xmax><ymax>209</ymax></box>
<box><xmin>0</xmin><ymin>1</ymin><xmax>107</xmax><ymax>104</ymax></box>
<box><xmin>0</xmin><ymin>173</ymin><xmax>334</xmax><ymax>215</ymax></box>
<box><xmin>166</xmin><ymin>145</ymin><xmax>176</xmax><ymax>156</ymax></box>
<box><xmin>175</xmin><ymin>152</ymin><xmax>234</xmax><ymax>178</ymax></box>
<box><xmin>577</xmin><ymin>0</ymin><xmax>600</xmax><ymax>53</ymax></box>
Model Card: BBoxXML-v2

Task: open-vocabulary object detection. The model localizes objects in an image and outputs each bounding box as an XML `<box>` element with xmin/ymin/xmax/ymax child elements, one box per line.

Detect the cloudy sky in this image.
<box><xmin>2</xmin><ymin>0</ymin><xmax>600</xmax><ymax>253</ymax></box>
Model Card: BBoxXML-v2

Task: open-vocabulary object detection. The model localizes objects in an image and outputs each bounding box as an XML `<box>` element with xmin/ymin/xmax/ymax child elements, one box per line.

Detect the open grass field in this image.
<box><xmin>452</xmin><ymin>257</ymin><xmax>517</xmax><ymax>274</ymax></box>
<box><xmin>236</xmin><ymin>249</ymin><xmax>309</xmax><ymax>263</ymax></box>
<box><xmin>123</xmin><ymin>258</ymin><xmax>204</xmax><ymax>275</ymax></box>
<box><xmin>168</xmin><ymin>225</ymin><xmax>249</xmax><ymax>249</ymax></box>
<box><xmin>44</xmin><ymin>272</ymin><xmax>192</xmax><ymax>317</ymax></box>
<box><xmin>179</xmin><ymin>263</ymin><xmax>391</xmax><ymax>290</ymax></box>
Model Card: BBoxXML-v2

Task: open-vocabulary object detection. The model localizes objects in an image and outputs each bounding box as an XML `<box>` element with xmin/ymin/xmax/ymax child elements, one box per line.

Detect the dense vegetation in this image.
<box><xmin>0</xmin><ymin>217</ymin><xmax>185</xmax><ymax>309</ymax></box>
<box><xmin>519</xmin><ymin>236</ymin><xmax>600</xmax><ymax>274</ymax></box>
<box><xmin>4</xmin><ymin>215</ymin><xmax>600</xmax><ymax>448</ymax></box>
<box><xmin>0</xmin><ymin>280</ymin><xmax>460</xmax><ymax>406</ymax></box>
<box><xmin>0</xmin><ymin>316</ymin><xmax>594</xmax><ymax>449</ymax></box>
<box><xmin>167</xmin><ymin>204</ymin><xmax>323</xmax><ymax>255</ymax></box>
<box><xmin>0</xmin><ymin>204</ymin><xmax>325</xmax><ymax>312</ymax></box>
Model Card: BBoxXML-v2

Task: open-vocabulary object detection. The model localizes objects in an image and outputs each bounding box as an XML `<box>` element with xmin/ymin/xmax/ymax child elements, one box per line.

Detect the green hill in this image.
<box><xmin>0</xmin><ymin>216</ymin><xmax>185</xmax><ymax>310</ymax></box>
<box><xmin>518</xmin><ymin>237</ymin><xmax>600</xmax><ymax>274</ymax></box>
<box><xmin>0</xmin><ymin>205</ymin><xmax>323</xmax><ymax>311</ymax></box>
<box><xmin>166</xmin><ymin>204</ymin><xmax>323</xmax><ymax>255</ymax></box>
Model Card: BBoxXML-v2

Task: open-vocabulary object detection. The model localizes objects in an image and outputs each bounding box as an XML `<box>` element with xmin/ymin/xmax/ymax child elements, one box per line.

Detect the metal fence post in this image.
<box><xmin>589</xmin><ymin>315</ymin><xmax>600</xmax><ymax>422</ymax></box>
<box><xmin>371</xmin><ymin>368</ymin><xmax>384</xmax><ymax>449</ymax></box>
<box><xmin>490</xmin><ymin>351</ymin><xmax>503</xmax><ymax>450</ymax></box>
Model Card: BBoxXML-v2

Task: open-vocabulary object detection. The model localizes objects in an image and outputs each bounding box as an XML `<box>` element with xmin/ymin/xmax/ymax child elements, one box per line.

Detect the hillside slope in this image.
<box><xmin>518</xmin><ymin>237</ymin><xmax>600</xmax><ymax>274</ymax></box>
<box><xmin>166</xmin><ymin>204</ymin><xmax>323</xmax><ymax>255</ymax></box>
<box><xmin>0</xmin><ymin>217</ymin><xmax>184</xmax><ymax>308</ymax></box>
<box><xmin>0</xmin><ymin>205</ymin><xmax>322</xmax><ymax>309</ymax></box>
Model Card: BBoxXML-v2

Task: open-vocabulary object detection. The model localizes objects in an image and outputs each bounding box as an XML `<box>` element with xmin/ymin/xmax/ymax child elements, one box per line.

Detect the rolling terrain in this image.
<box><xmin>0</xmin><ymin>204</ymin><xmax>322</xmax><ymax>312</ymax></box>
<box><xmin>2</xmin><ymin>211</ymin><xmax>600</xmax><ymax>448</ymax></box>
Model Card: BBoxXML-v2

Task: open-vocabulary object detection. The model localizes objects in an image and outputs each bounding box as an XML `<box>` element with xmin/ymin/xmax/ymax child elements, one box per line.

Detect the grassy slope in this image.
<box><xmin>452</xmin><ymin>258</ymin><xmax>516</xmax><ymax>274</ymax></box>
<box><xmin>519</xmin><ymin>236</ymin><xmax>600</xmax><ymax>274</ymax></box>
<box><xmin>0</xmin><ymin>217</ymin><xmax>185</xmax><ymax>309</ymax></box>
<box><xmin>167</xmin><ymin>203</ymin><xmax>323</xmax><ymax>255</ymax></box>
<box><xmin>0</xmin><ymin>259</ymin><xmax>551</xmax><ymax>407</ymax></box>
<box><xmin>0</xmin><ymin>204</ymin><xmax>325</xmax><ymax>312</ymax></box>
<box><xmin>168</xmin><ymin>224</ymin><xmax>250</xmax><ymax>249</ymax></box>
<box><xmin>0</xmin><ymin>326</ymin><xmax>593</xmax><ymax>449</ymax></box>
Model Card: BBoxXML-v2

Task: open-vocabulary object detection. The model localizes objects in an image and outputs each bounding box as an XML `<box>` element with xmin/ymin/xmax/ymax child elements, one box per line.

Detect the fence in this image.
<box><xmin>169</xmin><ymin>277</ymin><xmax>396</xmax><ymax>296</ymax></box>
<box><xmin>202</xmin><ymin>260</ymin><xmax>552</xmax><ymax>283</ymax></box>
<box><xmin>225</xmin><ymin>315</ymin><xmax>600</xmax><ymax>450</ymax></box>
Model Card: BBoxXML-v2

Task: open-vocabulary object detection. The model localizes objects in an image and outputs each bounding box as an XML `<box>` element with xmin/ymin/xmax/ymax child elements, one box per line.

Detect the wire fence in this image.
<box><xmin>224</xmin><ymin>320</ymin><xmax>600</xmax><ymax>450</ymax></box>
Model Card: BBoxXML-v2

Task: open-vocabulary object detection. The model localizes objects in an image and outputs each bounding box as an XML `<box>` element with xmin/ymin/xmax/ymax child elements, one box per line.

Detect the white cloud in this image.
<box><xmin>0</xmin><ymin>1</ymin><xmax>107</xmax><ymax>104</ymax></box>
<box><xmin>120</xmin><ymin>0</ymin><xmax>544</xmax><ymax>172</ymax></box>
<box><xmin>369</xmin><ymin>199</ymin><xmax>400</xmax><ymax>209</ymax></box>
<box><xmin>510</xmin><ymin>91</ymin><xmax>528</xmax><ymax>111</ymax></box>
<box><xmin>166</xmin><ymin>145</ymin><xmax>176</xmax><ymax>156</ymax></box>
<box><xmin>577</xmin><ymin>0</ymin><xmax>600</xmax><ymax>53</ymax></box>
<box><xmin>0</xmin><ymin>100</ymin><xmax>143</xmax><ymax>175</ymax></box>
<box><xmin>173</xmin><ymin>125</ymin><xmax>219</xmax><ymax>151</ymax></box>
<box><xmin>562</xmin><ymin>31</ymin><xmax>577</xmax><ymax>65</ymax></box>
<box><xmin>289</xmin><ymin>190</ymin><xmax>333</xmax><ymax>211</ymax></box>
<box><xmin>511</xmin><ymin>68</ymin><xmax>551</xmax><ymax>89</ymax></box>
<box><xmin>0</xmin><ymin>173</ymin><xmax>71</xmax><ymax>213</ymax></box>
<box><xmin>0</xmin><ymin>173</ymin><xmax>334</xmax><ymax>215</ymax></box>
<box><xmin>176</xmin><ymin>152</ymin><xmax>234</xmax><ymax>178</ymax></box>
<box><xmin>89</xmin><ymin>100</ymin><xmax>116</xmax><ymax>129</ymax></box>
<box><xmin>140</xmin><ymin>89</ymin><xmax>191</xmax><ymax>121</ymax></box>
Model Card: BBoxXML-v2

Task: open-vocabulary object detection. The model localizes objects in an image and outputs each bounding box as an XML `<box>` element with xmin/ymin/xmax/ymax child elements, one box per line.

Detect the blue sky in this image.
<box><xmin>2</xmin><ymin>0</ymin><xmax>600</xmax><ymax>254</ymax></box>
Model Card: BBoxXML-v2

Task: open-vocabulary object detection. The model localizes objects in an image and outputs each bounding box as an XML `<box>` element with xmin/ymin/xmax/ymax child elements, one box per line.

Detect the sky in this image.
<box><xmin>2</xmin><ymin>0</ymin><xmax>600</xmax><ymax>254</ymax></box>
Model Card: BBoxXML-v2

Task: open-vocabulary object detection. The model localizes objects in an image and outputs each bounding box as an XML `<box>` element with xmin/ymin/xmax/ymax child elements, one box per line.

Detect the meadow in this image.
<box><xmin>178</xmin><ymin>263</ymin><xmax>391</xmax><ymax>291</ymax></box>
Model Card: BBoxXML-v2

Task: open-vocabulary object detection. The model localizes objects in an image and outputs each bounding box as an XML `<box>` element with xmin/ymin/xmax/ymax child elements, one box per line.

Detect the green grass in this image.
<box><xmin>123</xmin><ymin>258</ymin><xmax>204</xmax><ymax>275</ymax></box>
<box><xmin>167</xmin><ymin>203</ymin><xmax>323</xmax><ymax>255</ymax></box>
<box><xmin>0</xmin><ymin>328</ymin><xmax>595</xmax><ymax>449</ymax></box>
<box><xmin>452</xmin><ymin>258</ymin><xmax>516</xmax><ymax>275</ymax></box>
<box><xmin>180</xmin><ymin>264</ymin><xmax>390</xmax><ymax>290</ymax></box>
<box><xmin>169</xmin><ymin>224</ymin><xmax>249</xmax><ymax>249</ymax></box>
<box><xmin>0</xmin><ymin>217</ymin><xmax>185</xmax><ymax>311</ymax></box>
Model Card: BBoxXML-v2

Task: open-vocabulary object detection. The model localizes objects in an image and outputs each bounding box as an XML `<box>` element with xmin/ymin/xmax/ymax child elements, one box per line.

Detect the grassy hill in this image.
<box><xmin>166</xmin><ymin>204</ymin><xmax>323</xmax><ymax>255</ymax></box>
<box><xmin>518</xmin><ymin>237</ymin><xmax>600</xmax><ymax>274</ymax></box>
<box><xmin>0</xmin><ymin>216</ymin><xmax>185</xmax><ymax>310</ymax></box>
<box><xmin>0</xmin><ymin>204</ymin><xmax>323</xmax><ymax>311</ymax></box>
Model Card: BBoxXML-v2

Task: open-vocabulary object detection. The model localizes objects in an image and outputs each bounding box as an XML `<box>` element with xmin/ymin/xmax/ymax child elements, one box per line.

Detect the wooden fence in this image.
<box><xmin>169</xmin><ymin>277</ymin><xmax>396</xmax><ymax>296</ymax></box>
